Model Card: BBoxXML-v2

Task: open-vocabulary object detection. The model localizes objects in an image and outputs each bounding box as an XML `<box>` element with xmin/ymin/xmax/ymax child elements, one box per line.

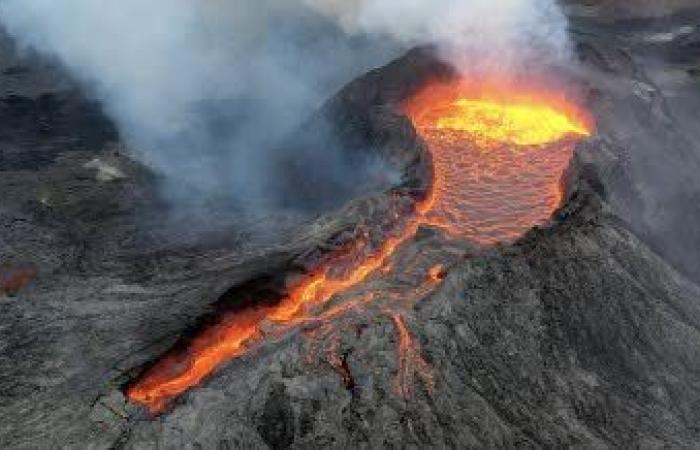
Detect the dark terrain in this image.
<box><xmin>2</xmin><ymin>5</ymin><xmax>700</xmax><ymax>449</ymax></box>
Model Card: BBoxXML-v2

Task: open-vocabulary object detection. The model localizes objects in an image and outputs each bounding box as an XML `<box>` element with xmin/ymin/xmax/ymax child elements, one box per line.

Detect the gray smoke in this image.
<box><xmin>0</xmin><ymin>0</ymin><xmax>573</xmax><ymax>210</ymax></box>
<box><xmin>310</xmin><ymin>0</ymin><xmax>573</xmax><ymax>72</ymax></box>
<box><xmin>0</xmin><ymin>0</ymin><xmax>402</xmax><ymax>209</ymax></box>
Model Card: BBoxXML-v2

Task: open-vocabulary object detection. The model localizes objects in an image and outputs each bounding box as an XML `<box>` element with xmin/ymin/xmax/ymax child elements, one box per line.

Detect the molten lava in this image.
<box><xmin>126</xmin><ymin>76</ymin><xmax>593</xmax><ymax>414</ymax></box>
<box><xmin>434</xmin><ymin>99</ymin><xmax>589</xmax><ymax>146</ymax></box>
<box><xmin>126</xmin><ymin>220</ymin><xmax>420</xmax><ymax>413</ymax></box>
<box><xmin>405</xmin><ymin>79</ymin><xmax>592</xmax><ymax>244</ymax></box>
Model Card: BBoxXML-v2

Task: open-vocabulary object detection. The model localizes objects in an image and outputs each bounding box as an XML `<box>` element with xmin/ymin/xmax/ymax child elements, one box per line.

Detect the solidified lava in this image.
<box><xmin>125</xmin><ymin>197</ymin><xmax>425</xmax><ymax>414</ymax></box>
<box><xmin>126</xmin><ymin>75</ymin><xmax>593</xmax><ymax>415</ymax></box>
<box><xmin>390</xmin><ymin>313</ymin><xmax>435</xmax><ymax>398</ymax></box>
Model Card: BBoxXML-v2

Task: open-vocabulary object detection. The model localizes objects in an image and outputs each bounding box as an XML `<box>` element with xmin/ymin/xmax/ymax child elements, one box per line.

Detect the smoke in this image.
<box><xmin>0</xmin><ymin>0</ymin><xmax>572</xmax><ymax>212</ymax></box>
<box><xmin>307</xmin><ymin>0</ymin><xmax>573</xmax><ymax>72</ymax></box>
<box><xmin>0</xmin><ymin>0</ymin><xmax>402</xmax><ymax>209</ymax></box>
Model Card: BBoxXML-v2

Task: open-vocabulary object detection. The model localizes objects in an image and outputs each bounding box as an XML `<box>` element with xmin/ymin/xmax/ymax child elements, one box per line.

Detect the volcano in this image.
<box><xmin>124</xmin><ymin>66</ymin><xmax>594</xmax><ymax>415</ymax></box>
<box><xmin>3</xmin><ymin>5</ymin><xmax>700</xmax><ymax>448</ymax></box>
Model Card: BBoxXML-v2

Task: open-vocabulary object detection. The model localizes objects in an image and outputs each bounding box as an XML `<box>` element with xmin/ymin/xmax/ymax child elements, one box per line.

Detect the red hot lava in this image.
<box><xmin>126</xmin><ymin>76</ymin><xmax>593</xmax><ymax>414</ymax></box>
<box><xmin>405</xmin><ymin>78</ymin><xmax>593</xmax><ymax>244</ymax></box>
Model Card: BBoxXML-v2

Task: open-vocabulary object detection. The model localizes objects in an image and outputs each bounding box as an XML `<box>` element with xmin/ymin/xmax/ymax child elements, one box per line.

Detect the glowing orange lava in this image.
<box><xmin>431</xmin><ymin>99</ymin><xmax>589</xmax><ymax>146</ymax></box>
<box><xmin>126</xmin><ymin>77</ymin><xmax>593</xmax><ymax>414</ymax></box>
<box><xmin>126</xmin><ymin>220</ymin><xmax>422</xmax><ymax>413</ymax></box>
<box><xmin>405</xmin><ymin>78</ymin><xmax>592</xmax><ymax>244</ymax></box>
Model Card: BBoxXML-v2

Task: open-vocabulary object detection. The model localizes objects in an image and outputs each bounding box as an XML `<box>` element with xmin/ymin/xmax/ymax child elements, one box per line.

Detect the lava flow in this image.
<box><xmin>125</xmin><ymin>215</ymin><xmax>423</xmax><ymax>414</ymax></box>
<box><xmin>126</xmin><ymin>76</ymin><xmax>593</xmax><ymax>414</ymax></box>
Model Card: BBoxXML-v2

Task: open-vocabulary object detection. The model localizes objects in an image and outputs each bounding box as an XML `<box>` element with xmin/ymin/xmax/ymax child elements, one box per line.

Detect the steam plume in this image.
<box><xmin>307</xmin><ymin>0</ymin><xmax>572</xmax><ymax>71</ymax></box>
<box><xmin>0</xmin><ymin>0</ymin><xmax>572</xmax><ymax>208</ymax></box>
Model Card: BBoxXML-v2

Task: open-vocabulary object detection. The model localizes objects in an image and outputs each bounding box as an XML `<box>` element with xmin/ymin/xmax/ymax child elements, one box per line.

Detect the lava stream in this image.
<box><xmin>126</xmin><ymin>219</ymin><xmax>424</xmax><ymax>414</ymax></box>
<box><xmin>126</xmin><ymin>77</ymin><xmax>593</xmax><ymax>414</ymax></box>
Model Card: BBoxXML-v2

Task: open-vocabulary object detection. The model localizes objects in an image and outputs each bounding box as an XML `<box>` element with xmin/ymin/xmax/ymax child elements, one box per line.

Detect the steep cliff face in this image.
<box><xmin>2</xmin><ymin>9</ymin><xmax>700</xmax><ymax>450</ymax></box>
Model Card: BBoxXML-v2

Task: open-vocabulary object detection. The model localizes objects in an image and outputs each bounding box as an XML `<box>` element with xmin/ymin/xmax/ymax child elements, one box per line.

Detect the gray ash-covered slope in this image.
<box><xmin>3</xmin><ymin>13</ymin><xmax>700</xmax><ymax>450</ymax></box>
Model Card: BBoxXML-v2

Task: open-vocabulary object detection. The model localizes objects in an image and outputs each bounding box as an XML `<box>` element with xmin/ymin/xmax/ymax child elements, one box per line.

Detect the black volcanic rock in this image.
<box><xmin>0</xmin><ymin>31</ymin><xmax>117</xmax><ymax>173</ymax></box>
<box><xmin>266</xmin><ymin>46</ymin><xmax>451</xmax><ymax>211</ymax></box>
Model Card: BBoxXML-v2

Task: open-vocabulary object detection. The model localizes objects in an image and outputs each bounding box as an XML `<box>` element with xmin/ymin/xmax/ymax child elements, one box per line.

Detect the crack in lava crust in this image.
<box><xmin>125</xmin><ymin>77</ymin><xmax>593</xmax><ymax>415</ymax></box>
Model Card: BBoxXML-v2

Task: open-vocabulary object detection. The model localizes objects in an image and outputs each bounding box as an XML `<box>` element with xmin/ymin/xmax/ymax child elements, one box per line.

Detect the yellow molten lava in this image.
<box><xmin>404</xmin><ymin>78</ymin><xmax>595</xmax><ymax>244</ymax></box>
<box><xmin>434</xmin><ymin>98</ymin><xmax>590</xmax><ymax>146</ymax></box>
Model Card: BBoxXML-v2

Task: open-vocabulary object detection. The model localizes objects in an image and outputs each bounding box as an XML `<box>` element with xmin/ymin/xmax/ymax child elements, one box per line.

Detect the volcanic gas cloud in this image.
<box><xmin>126</xmin><ymin>75</ymin><xmax>593</xmax><ymax>414</ymax></box>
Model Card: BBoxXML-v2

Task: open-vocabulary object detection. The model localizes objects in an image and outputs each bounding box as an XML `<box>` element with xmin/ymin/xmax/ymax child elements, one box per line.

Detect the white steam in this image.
<box><xmin>2</xmin><ymin>0</ymin><xmax>234</xmax><ymax>140</ymax></box>
<box><xmin>0</xmin><ymin>0</ymin><xmax>572</xmax><ymax>206</ymax></box>
<box><xmin>307</xmin><ymin>0</ymin><xmax>572</xmax><ymax>71</ymax></box>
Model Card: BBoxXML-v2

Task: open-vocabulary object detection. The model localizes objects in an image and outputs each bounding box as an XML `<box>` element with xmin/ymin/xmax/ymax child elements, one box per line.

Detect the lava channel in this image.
<box><xmin>125</xmin><ymin>203</ymin><xmax>424</xmax><ymax>414</ymax></box>
<box><xmin>126</xmin><ymin>77</ymin><xmax>593</xmax><ymax>415</ymax></box>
